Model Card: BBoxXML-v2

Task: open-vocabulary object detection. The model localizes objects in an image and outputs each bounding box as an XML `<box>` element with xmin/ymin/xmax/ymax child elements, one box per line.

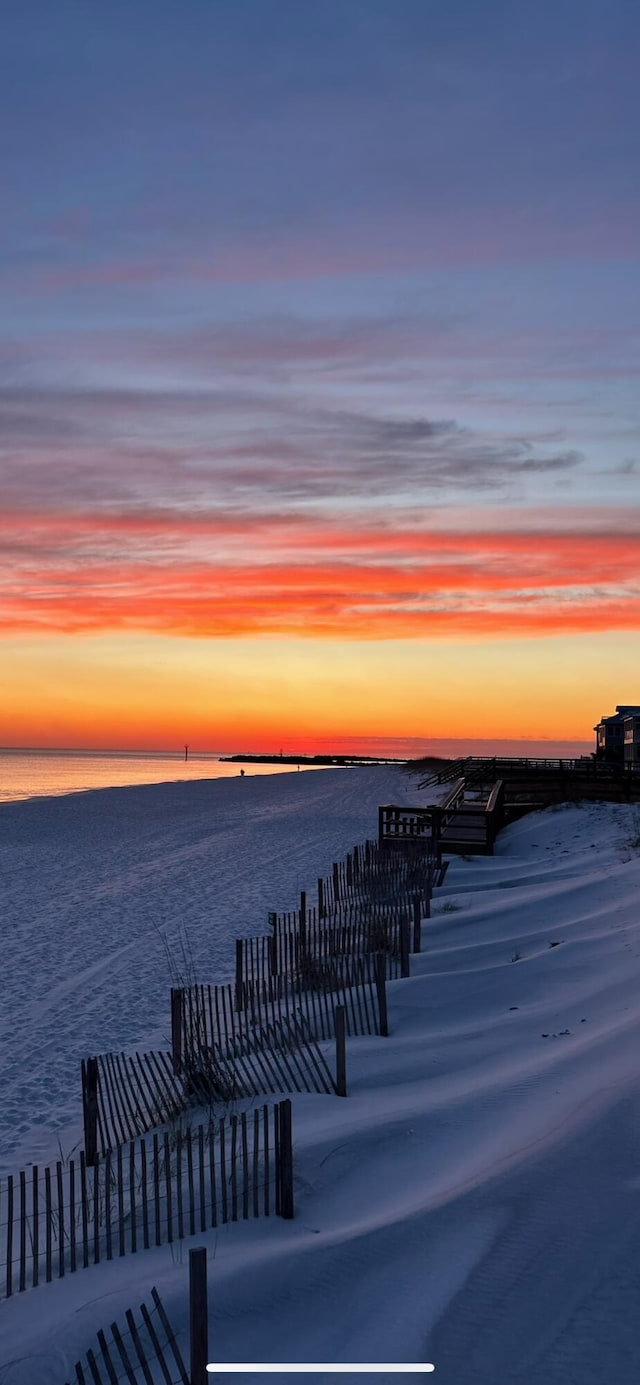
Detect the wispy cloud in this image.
<box><xmin>2</xmin><ymin>498</ymin><xmax>639</xmax><ymax>639</ymax></box>
<box><xmin>4</xmin><ymin>365</ymin><xmax>632</xmax><ymax>644</ymax></box>
<box><xmin>0</xmin><ymin>384</ymin><xmax>583</xmax><ymax>517</ymax></box>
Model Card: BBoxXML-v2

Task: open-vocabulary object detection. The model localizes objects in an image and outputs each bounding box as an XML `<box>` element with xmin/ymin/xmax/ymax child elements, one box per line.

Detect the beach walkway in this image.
<box><xmin>380</xmin><ymin>755</ymin><xmax>640</xmax><ymax>856</ymax></box>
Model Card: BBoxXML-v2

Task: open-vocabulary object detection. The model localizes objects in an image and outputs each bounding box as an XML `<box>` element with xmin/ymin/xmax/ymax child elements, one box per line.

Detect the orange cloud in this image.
<box><xmin>2</xmin><ymin>509</ymin><xmax>639</xmax><ymax>640</ymax></box>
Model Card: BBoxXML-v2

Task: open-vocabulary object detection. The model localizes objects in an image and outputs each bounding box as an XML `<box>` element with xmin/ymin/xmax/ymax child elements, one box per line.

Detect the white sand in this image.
<box><xmin>1</xmin><ymin>769</ymin><xmax>640</xmax><ymax>1382</ymax></box>
<box><xmin>0</xmin><ymin>767</ymin><xmax>423</xmax><ymax>1171</ymax></box>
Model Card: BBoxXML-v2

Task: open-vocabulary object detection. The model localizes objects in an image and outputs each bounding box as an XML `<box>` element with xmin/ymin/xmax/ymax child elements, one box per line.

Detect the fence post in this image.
<box><xmin>268</xmin><ymin>912</ymin><xmax>279</xmax><ymax>979</ymax></box>
<box><xmin>374</xmin><ymin>953</ymin><xmax>389</xmax><ymax>1037</ymax></box>
<box><xmin>235</xmin><ymin>939</ymin><xmax>244</xmax><ymax>1012</ymax></box>
<box><xmin>335</xmin><ymin>1006</ymin><xmax>347</xmax><ymax>1097</ymax></box>
<box><xmin>82</xmin><ymin>1057</ymin><xmax>99</xmax><ymax>1167</ymax></box>
<box><xmin>318</xmin><ymin>877</ymin><xmax>325</xmax><ymax>920</ymax></box>
<box><xmin>299</xmin><ymin>890</ymin><xmax>307</xmax><ymax>954</ymax></box>
<box><xmin>189</xmin><ymin>1246</ymin><xmax>208</xmax><ymax>1385</ymax></box>
<box><xmin>400</xmin><ymin>915</ymin><xmax>410</xmax><ymax>978</ymax></box>
<box><xmin>171</xmin><ymin>988</ymin><xmax>183</xmax><ymax>1073</ymax></box>
<box><xmin>268</xmin><ymin>931</ymin><xmax>278</xmax><ymax>978</ymax></box>
<box><xmin>276</xmin><ymin>1100</ymin><xmax>294</xmax><ymax>1219</ymax></box>
<box><xmin>431</xmin><ymin>809</ymin><xmax>442</xmax><ymax>865</ymax></box>
<box><xmin>332</xmin><ymin>862</ymin><xmax>340</xmax><ymax>904</ymax></box>
<box><xmin>412</xmin><ymin>894</ymin><xmax>422</xmax><ymax>952</ymax></box>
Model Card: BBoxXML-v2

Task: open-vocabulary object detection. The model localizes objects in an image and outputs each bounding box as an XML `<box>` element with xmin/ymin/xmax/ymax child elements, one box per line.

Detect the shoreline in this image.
<box><xmin>220</xmin><ymin>751</ymin><xmax>410</xmax><ymax>765</ymax></box>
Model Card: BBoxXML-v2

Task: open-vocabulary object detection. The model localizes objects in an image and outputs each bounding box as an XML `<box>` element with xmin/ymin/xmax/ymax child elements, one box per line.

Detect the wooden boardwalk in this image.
<box><xmin>380</xmin><ymin>782</ymin><xmax>504</xmax><ymax>856</ymax></box>
<box><xmin>381</xmin><ymin>756</ymin><xmax>640</xmax><ymax>856</ymax></box>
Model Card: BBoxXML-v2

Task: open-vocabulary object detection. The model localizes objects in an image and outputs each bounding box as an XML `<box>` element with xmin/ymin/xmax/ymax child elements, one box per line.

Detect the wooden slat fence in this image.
<box><xmin>311</xmin><ymin>841</ymin><xmax>437</xmax><ymax>919</ymax></box>
<box><xmin>83</xmin><ymin>1051</ymin><xmax>185</xmax><ymax>1157</ymax></box>
<box><xmin>167</xmin><ymin>837</ymin><xmax>433</xmax><ymax>1107</ymax></box>
<box><xmin>66</xmin><ymin>1285</ymin><xmax>188</xmax><ymax>1385</ymax></box>
<box><xmin>0</xmin><ymin>1102</ymin><xmax>289</xmax><ymax>1300</ymax></box>
<box><xmin>264</xmin><ymin>841</ymin><xmax>435</xmax><ymax>932</ymax></box>
<box><xmin>178</xmin><ymin>997</ymin><xmax>337</xmax><ymax>1098</ymax></box>
<box><xmin>241</xmin><ymin>849</ymin><xmax>436</xmax><ymax>989</ymax></box>
<box><xmin>81</xmin><ymin>835</ymin><xmax>431</xmax><ymax>1171</ymax></box>
<box><xmin>238</xmin><ymin>899</ymin><xmax>407</xmax><ymax>991</ymax></box>
<box><xmin>177</xmin><ymin>952</ymin><xmax>384</xmax><ymax>1076</ymax></box>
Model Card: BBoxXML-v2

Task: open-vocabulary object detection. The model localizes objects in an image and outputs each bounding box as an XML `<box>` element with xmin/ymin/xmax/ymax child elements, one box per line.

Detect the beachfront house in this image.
<box><xmin>623</xmin><ymin>713</ymin><xmax>640</xmax><ymax>768</ymax></box>
<box><xmin>594</xmin><ymin>705</ymin><xmax>640</xmax><ymax>760</ymax></box>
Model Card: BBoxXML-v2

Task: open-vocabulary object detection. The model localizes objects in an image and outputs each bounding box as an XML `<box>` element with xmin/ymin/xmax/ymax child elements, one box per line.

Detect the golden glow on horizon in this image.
<box><xmin>2</xmin><ymin>629</ymin><xmax>638</xmax><ymax>750</ymax></box>
<box><xmin>3</xmin><ymin>508</ymin><xmax>639</xmax><ymax>748</ymax></box>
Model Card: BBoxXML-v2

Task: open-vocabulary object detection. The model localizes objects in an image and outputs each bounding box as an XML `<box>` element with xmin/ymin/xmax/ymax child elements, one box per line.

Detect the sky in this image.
<box><xmin>1</xmin><ymin>0</ymin><xmax>639</xmax><ymax>753</ymax></box>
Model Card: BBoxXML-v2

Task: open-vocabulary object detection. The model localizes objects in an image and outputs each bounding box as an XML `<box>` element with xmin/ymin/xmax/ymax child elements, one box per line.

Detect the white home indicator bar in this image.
<box><xmin>207</xmin><ymin>1366</ymin><xmax>435</xmax><ymax>1374</ymax></box>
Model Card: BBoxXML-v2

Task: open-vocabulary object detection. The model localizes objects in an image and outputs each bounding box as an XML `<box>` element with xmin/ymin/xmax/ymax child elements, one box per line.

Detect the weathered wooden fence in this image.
<box><xmin>82</xmin><ymin>952</ymin><xmax>392</xmax><ymax>1154</ymax></box>
<box><xmin>177</xmin><ymin>949</ymin><xmax>390</xmax><ymax>1072</ymax></box>
<box><xmin>258</xmin><ymin>839</ymin><xmax>435</xmax><ymax>931</ymax></box>
<box><xmin>312</xmin><ymin>839</ymin><xmax>437</xmax><ymax>919</ymax></box>
<box><xmin>237</xmin><ymin>898</ymin><xmax>410</xmax><ymax>991</ymax></box>
<box><xmin>5</xmin><ymin>825</ymin><xmax>438</xmax><ymax>1322</ymax></box>
<box><xmin>0</xmin><ymin>1101</ymin><xmax>293</xmax><ymax>1300</ymax></box>
<box><xmin>67</xmin><ymin>1284</ymin><xmax>188</xmax><ymax>1385</ymax></box>
<box><xmin>67</xmin><ymin>1246</ymin><xmax>218</xmax><ymax>1385</ymax></box>
<box><xmin>164</xmin><ymin>843</ymin><xmax>436</xmax><ymax>1108</ymax></box>
<box><xmin>78</xmin><ymin>835</ymin><xmax>435</xmax><ymax>1176</ymax></box>
<box><xmin>83</xmin><ymin>840</ymin><xmax>431</xmax><ymax>1150</ymax></box>
<box><xmin>176</xmin><ymin>994</ymin><xmax>339</xmax><ymax>1098</ymax></box>
<box><xmin>82</xmin><ymin>1050</ymin><xmax>184</xmax><ymax>1159</ymax></box>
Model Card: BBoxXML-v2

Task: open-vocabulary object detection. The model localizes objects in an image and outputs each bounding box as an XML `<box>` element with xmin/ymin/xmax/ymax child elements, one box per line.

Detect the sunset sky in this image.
<box><xmin>2</xmin><ymin>0</ymin><xmax>639</xmax><ymax>752</ymax></box>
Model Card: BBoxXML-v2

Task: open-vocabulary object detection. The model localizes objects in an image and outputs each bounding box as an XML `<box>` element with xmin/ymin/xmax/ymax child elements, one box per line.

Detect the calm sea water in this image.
<box><xmin>0</xmin><ymin>749</ymin><xmax>320</xmax><ymax>804</ymax></box>
<box><xmin>0</xmin><ymin>739</ymin><xmax>593</xmax><ymax>804</ymax></box>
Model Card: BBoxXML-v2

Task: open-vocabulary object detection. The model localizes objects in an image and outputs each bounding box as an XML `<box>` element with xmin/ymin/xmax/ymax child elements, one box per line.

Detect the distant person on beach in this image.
<box><xmin>240</xmin><ymin>768</ymin><xmax>245</xmax><ymax>777</ymax></box>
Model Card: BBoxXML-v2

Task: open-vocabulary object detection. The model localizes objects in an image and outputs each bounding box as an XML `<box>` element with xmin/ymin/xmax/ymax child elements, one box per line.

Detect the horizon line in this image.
<box><xmin>0</xmin><ymin>737</ymin><xmax>594</xmax><ymax>756</ymax></box>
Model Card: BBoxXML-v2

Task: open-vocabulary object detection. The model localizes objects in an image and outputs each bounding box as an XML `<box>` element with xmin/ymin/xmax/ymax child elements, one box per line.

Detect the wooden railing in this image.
<box><xmin>378</xmin><ymin>803</ymin><xmax>441</xmax><ymax>846</ymax></box>
<box><xmin>379</xmin><ymin>780</ymin><xmax>506</xmax><ymax>856</ymax></box>
<box><xmin>463</xmin><ymin>756</ymin><xmax>636</xmax><ymax>780</ymax></box>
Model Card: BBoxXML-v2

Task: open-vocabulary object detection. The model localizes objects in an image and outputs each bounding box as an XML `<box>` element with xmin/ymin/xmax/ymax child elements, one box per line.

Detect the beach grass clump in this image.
<box><xmin>183</xmin><ymin>1047</ymin><xmax>239</xmax><ymax>1106</ymax></box>
<box><xmin>366</xmin><ymin>918</ymin><xmax>398</xmax><ymax>953</ymax></box>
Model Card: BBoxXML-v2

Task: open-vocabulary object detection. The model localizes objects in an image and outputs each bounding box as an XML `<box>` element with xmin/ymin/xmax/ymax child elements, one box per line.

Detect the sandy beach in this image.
<box><xmin>0</xmin><ymin>765</ymin><xmax>423</xmax><ymax>1171</ymax></box>
<box><xmin>2</xmin><ymin>767</ymin><xmax>640</xmax><ymax>1382</ymax></box>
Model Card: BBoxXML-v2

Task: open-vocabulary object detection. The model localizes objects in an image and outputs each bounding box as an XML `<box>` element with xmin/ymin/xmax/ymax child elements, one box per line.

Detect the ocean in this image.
<box><xmin>0</xmin><ymin>738</ymin><xmax>593</xmax><ymax>804</ymax></box>
<box><xmin>0</xmin><ymin>748</ymin><xmax>320</xmax><ymax>803</ymax></box>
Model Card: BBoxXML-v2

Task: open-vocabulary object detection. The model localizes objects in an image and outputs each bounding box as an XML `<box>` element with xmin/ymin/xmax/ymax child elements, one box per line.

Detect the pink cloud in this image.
<box><xmin>15</xmin><ymin>200</ymin><xmax>640</xmax><ymax>299</ymax></box>
<box><xmin>2</xmin><ymin>506</ymin><xmax>639</xmax><ymax>639</ymax></box>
